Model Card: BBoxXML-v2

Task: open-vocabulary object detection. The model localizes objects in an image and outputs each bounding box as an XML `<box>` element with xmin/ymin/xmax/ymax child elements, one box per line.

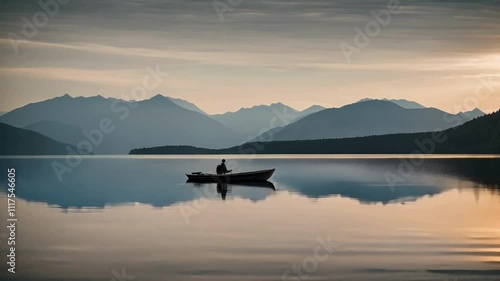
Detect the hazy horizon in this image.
<box><xmin>1</xmin><ymin>0</ymin><xmax>499</xmax><ymax>114</ymax></box>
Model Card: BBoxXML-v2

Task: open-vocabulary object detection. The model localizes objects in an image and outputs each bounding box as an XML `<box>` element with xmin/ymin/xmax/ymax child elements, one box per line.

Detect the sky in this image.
<box><xmin>0</xmin><ymin>0</ymin><xmax>499</xmax><ymax>114</ymax></box>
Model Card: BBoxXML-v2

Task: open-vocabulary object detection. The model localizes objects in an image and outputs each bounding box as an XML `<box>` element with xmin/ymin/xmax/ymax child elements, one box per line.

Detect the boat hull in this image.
<box><xmin>186</xmin><ymin>181</ymin><xmax>276</xmax><ymax>190</ymax></box>
<box><xmin>186</xmin><ymin>169</ymin><xmax>275</xmax><ymax>183</ymax></box>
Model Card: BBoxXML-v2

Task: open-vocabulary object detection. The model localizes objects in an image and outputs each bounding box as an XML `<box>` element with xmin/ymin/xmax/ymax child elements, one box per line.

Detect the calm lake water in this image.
<box><xmin>0</xmin><ymin>156</ymin><xmax>499</xmax><ymax>281</ymax></box>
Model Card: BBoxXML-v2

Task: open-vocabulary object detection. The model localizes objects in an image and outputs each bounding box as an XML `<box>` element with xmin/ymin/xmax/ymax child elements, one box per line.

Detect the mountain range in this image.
<box><xmin>0</xmin><ymin>94</ymin><xmax>488</xmax><ymax>155</ymax></box>
<box><xmin>167</xmin><ymin>96</ymin><xmax>208</xmax><ymax>115</ymax></box>
<box><xmin>131</xmin><ymin>109</ymin><xmax>500</xmax><ymax>155</ymax></box>
<box><xmin>0</xmin><ymin>94</ymin><xmax>241</xmax><ymax>153</ymax></box>
<box><xmin>212</xmin><ymin>103</ymin><xmax>325</xmax><ymax>138</ymax></box>
<box><xmin>252</xmin><ymin>99</ymin><xmax>483</xmax><ymax>142</ymax></box>
<box><xmin>358</xmin><ymin>98</ymin><xmax>426</xmax><ymax>109</ymax></box>
<box><xmin>24</xmin><ymin>120</ymin><xmax>84</xmax><ymax>147</ymax></box>
<box><xmin>0</xmin><ymin>123</ymin><xmax>76</xmax><ymax>155</ymax></box>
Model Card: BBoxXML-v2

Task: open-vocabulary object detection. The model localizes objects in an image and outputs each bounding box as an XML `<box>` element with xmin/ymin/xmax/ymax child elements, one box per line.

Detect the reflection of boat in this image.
<box><xmin>186</xmin><ymin>181</ymin><xmax>276</xmax><ymax>190</ymax></box>
<box><xmin>185</xmin><ymin>181</ymin><xmax>276</xmax><ymax>201</ymax></box>
<box><xmin>232</xmin><ymin>181</ymin><xmax>276</xmax><ymax>190</ymax></box>
<box><xmin>186</xmin><ymin>169</ymin><xmax>275</xmax><ymax>183</ymax></box>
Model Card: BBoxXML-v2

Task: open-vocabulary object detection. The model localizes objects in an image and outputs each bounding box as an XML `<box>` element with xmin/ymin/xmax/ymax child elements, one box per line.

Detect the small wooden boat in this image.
<box><xmin>186</xmin><ymin>169</ymin><xmax>275</xmax><ymax>183</ymax></box>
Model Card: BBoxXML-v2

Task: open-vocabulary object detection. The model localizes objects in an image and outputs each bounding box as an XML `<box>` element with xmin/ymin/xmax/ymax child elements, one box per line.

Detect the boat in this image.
<box><xmin>186</xmin><ymin>169</ymin><xmax>275</xmax><ymax>183</ymax></box>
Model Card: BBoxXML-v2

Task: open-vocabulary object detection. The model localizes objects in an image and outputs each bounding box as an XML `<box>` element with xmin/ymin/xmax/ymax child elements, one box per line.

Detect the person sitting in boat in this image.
<box><xmin>216</xmin><ymin>159</ymin><xmax>232</xmax><ymax>174</ymax></box>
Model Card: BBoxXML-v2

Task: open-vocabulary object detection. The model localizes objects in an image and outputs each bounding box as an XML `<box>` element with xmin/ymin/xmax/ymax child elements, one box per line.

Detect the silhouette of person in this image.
<box><xmin>217</xmin><ymin>183</ymin><xmax>228</xmax><ymax>200</ymax></box>
<box><xmin>217</xmin><ymin>159</ymin><xmax>232</xmax><ymax>174</ymax></box>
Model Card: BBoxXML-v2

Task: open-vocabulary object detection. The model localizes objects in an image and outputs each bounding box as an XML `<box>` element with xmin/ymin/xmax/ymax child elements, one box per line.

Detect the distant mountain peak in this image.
<box><xmin>248</xmin><ymin>103</ymin><xmax>275</xmax><ymax>109</ymax></box>
<box><xmin>138</xmin><ymin>94</ymin><xmax>177</xmax><ymax>107</ymax></box>
<box><xmin>356</xmin><ymin>98</ymin><xmax>425</xmax><ymax>109</ymax></box>
<box><xmin>150</xmin><ymin>94</ymin><xmax>167</xmax><ymax>100</ymax></box>
<box><xmin>52</xmin><ymin>94</ymin><xmax>113</xmax><ymax>102</ymax></box>
<box><xmin>357</xmin><ymin>98</ymin><xmax>372</xmax><ymax>103</ymax></box>
<box><xmin>211</xmin><ymin>102</ymin><xmax>300</xmax><ymax>136</ymax></box>
<box><xmin>145</xmin><ymin>94</ymin><xmax>174</xmax><ymax>103</ymax></box>
<box><xmin>52</xmin><ymin>93</ymin><xmax>73</xmax><ymax>100</ymax></box>
<box><xmin>293</xmin><ymin>105</ymin><xmax>327</xmax><ymax>120</ymax></box>
<box><xmin>220</xmin><ymin>102</ymin><xmax>296</xmax><ymax>115</ymax></box>
<box><xmin>165</xmin><ymin>96</ymin><xmax>208</xmax><ymax>115</ymax></box>
<box><xmin>459</xmin><ymin>108</ymin><xmax>485</xmax><ymax>119</ymax></box>
<box><xmin>301</xmin><ymin>105</ymin><xmax>326</xmax><ymax>113</ymax></box>
<box><xmin>346</xmin><ymin>99</ymin><xmax>399</xmax><ymax>110</ymax></box>
<box><xmin>270</xmin><ymin>102</ymin><xmax>286</xmax><ymax>107</ymax></box>
<box><xmin>304</xmin><ymin>105</ymin><xmax>325</xmax><ymax>110</ymax></box>
<box><xmin>469</xmin><ymin>108</ymin><xmax>484</xmax><ymax>114</ymax></box>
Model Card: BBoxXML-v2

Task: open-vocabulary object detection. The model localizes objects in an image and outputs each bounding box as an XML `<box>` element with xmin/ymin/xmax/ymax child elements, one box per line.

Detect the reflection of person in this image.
<box><xmin>217</xmin><ymin>183</ymin><xmax>228</xmax><ymax>200</ymax></box>
<box><xmin>216</xmin><ymin>159</ymin><xmax>232</xmax><ymax>174</ymax></box>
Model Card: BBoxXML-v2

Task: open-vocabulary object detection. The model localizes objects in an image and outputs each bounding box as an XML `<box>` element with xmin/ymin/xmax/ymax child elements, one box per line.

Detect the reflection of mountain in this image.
<box><xmin>186</xmin><ymin>182</ymin><xmax>275</xmax><ymax>201</ymax></box>
<box><xmin>0</xmin><ymin>158</ymin><xmax>498</xmax><ymax>209</ymax></box>
<box><xmin>418</xmin><ymin>158</ymin><xmax>500</xmax><ymax>188</ymax></box>
<box><xmin>280</xmin><ymin>180</ymin><xmax>442</xmax><ymax>205</ymax></box>
<box><xmin>0</xmin><ymin>158</ymin><xmax>276</xmax><ymax>209</ymax></box>
<box><xmin>271</xmin><ymin>159</ymin><xmax>445</xmax><ymax>204</ymax></box>
<box><xmin>0</xmin><ymin>158</ymin><xmax>188</xmax><ymax>208</ymax></box>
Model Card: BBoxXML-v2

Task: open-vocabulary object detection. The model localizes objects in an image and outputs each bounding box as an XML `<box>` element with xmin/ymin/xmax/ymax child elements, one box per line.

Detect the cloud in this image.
<box><xmin>443</xmin><ymin>73</ymin><xmax>500</xmax><ymax>80</ymax></box>
<box><xmin>1</xmin><ymin>39</ymin><xmax>499</xmax><ymax>75</ymax></box>
<box><xmin>0</xmin><ymin>0</ymin><xmax>499</xmax><ymax>112</ymax></box>
<box><xmin>0</xmin><ymin>67</ymin><xmax>141</xmax><ymax>85</ymax></box>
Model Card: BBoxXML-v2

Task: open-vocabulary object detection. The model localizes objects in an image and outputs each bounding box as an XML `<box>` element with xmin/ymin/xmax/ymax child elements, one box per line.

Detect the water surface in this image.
<box><xmin>0</xmin><ymin>156</ymin><xmax>499</xmax><ymax>281</ymax></box>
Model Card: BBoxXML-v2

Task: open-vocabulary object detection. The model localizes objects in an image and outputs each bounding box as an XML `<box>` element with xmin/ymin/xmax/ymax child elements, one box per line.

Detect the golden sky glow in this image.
<box><xmin>0</xmin><ymin>0</ymin><xmax>499</xmax><ymax>114</ymax></box>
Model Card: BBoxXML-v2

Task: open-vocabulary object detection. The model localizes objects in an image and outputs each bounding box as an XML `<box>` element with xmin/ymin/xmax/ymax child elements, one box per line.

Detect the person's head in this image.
<box><xmin>222</xmin><ymin>159</ymin><xmax>226</xmax><ymax>163</ymax></box>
